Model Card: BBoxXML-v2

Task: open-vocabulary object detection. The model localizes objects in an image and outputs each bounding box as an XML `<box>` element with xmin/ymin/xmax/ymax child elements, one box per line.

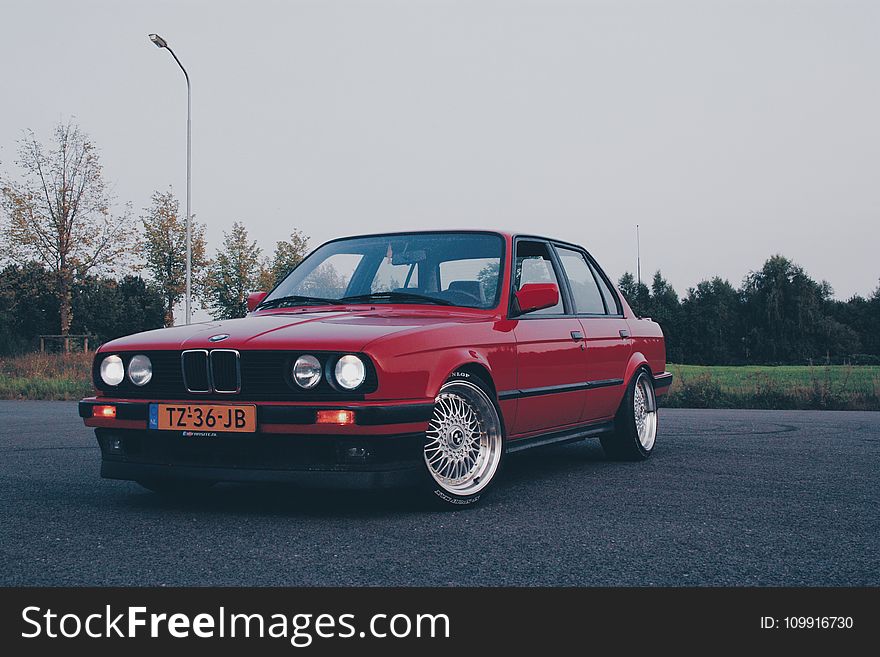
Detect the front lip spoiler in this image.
<box><xmin>78</xmin><ymin>400</ymin><xmax>434</xmax><ymax>426</ymax></box>
<box><xmin>101</xmin><ymin>460</ymin><xmax>422</xmax><ymax>490</ymax></box>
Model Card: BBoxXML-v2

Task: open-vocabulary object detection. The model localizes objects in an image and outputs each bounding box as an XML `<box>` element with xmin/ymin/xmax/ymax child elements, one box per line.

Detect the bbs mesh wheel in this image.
<box><xmin>420</xmin><ymin>374</ymin><xmax>504</xmax><ymax>508</ymax></box>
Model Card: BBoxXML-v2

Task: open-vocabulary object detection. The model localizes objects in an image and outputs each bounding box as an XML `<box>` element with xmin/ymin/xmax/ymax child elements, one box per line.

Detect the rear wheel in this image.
<box><xmin>136</xmin><ymin>479</ymin><xmax>216</xmax><ymax>496</ymax></box>
<box><xmin>600</xmin><ymin>369</ymin><xmax>658</xmax><ymax>461</ymax></box>
<box><xmin>420</xmin><ymin>374</ymin><xmax>505</xmax><ymax>508</ymax></box>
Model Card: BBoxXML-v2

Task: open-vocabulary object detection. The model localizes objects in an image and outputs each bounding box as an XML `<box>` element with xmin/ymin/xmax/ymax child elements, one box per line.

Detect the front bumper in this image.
<box><xmin>82</xmin><ymin>398</ymin><xmax>433</xmax><ymax>489</ymax></box>
<box><xmin>79</xmin><ymin>399</ymin><xmax>434</xmax><ymax>432</ymax></box>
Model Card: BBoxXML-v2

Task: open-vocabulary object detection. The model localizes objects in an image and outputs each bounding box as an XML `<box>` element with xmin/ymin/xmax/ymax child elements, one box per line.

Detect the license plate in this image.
<box><xmin>149</xmin><ymin>403</ymin><xmax>257</xmax><ymax>433</ymax></box>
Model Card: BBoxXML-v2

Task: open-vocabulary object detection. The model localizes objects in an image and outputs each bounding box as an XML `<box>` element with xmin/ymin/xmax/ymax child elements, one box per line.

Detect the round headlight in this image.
<box><xmin>293</xmin><ymin>354</ymin><xmax>322</xmax><ymax>389</ymax></box>
<box><xmin>334</xmin><ymin>354</ymin><xmax>366</xmax><ymax>390</ymax></box>
<box><xmin>127</xmin><ymin>354</ymin><xmax>153</xmax><ymax>386</ymax></box>
<box><xmin>99</xmin><ymin>355</ymin><xmax>124</xmax><ymax>386</ymax></box>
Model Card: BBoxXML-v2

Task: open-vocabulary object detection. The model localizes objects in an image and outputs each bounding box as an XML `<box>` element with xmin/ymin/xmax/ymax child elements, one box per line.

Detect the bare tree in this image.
<box><xmin>0</xmin><ymin>120</ymin><xmax>138</xmax><ymax>336</ymax></box>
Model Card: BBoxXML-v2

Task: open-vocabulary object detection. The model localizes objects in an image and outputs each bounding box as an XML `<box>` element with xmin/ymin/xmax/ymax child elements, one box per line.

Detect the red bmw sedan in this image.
<box><xmin>80</xmin><ymin>231</ymin><xmax>671</xmax><ymax>508</ymax></box>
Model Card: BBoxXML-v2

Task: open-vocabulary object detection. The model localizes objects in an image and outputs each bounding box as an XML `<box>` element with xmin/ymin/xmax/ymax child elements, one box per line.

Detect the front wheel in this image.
<box><xmin>600</xmin><ymin>369</ymin><xmax>658</xmax><ymax>461</ymax></box>
<box><xmin>420</xmin><ymin>376</ymin><xmax>505</xmax><ymax>508</ymax></box>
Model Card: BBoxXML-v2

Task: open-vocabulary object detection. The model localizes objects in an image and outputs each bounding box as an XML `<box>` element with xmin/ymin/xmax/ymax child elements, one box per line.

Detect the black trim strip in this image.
<box><xmin>259</xmin><ymin>403</ymin><xmax>435</xmax><ymax>426</ymax></box>
<box><xmin>259</xmin><ymin>406</ymin><xmax>316</xmax><ymax>424</ymax></box>
<box><xmin>354</xmin><ymin>404</ymin><xmax>435</xmax><ymax>426</ymax></box>
<box><xmin>586</xmin><ymin>378</ymin><xmax>624</xmax><ymax>389</ymax></box>
<box><xmin>498</xmin><ymin>378</ymin><xmax>624</xmax><ymax>401</ymax></box>
<box><xmin>80</xmin><ymin>400</ymin><xmax>434</xmax><ymax>426</ymax></box>
<box><xmin>507</xmin><ymin>420</ymin><xmax>615</xmax><ymax>453</ymax></box>
<box><xmin>653</xmin><ymin>372</ymin><xmax>673</xmax><ymax>389</ymax></box>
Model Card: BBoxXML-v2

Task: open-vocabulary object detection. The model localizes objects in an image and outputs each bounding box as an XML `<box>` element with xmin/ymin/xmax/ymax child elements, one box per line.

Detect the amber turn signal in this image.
<box><xmin>316</xmin><ymin>409</ymin><xmax>355</xmax><ymax>425</ymax></box>
<box><xmin>93</xmin><ymin>405</ymin><xmax>117</xmax><ymax>419</ymax></box>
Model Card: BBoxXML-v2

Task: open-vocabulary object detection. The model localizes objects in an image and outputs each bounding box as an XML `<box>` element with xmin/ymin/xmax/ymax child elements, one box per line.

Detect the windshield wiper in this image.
<box><xmin>257</xmin><ymin>294</ymin><xmax>341</xmax><ymax>309</ymax></box>
<box><xmin>338</xmin><ymin>291</ymin><xmax>454</xmax><ymax>306</ymax></box>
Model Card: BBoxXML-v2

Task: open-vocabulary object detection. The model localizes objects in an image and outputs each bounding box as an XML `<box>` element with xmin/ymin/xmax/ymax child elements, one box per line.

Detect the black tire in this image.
<box><xmin>600</xmin><ymin>369</ymin><xmax>658</xmax><ymax>461</ymax></box>
<box><xmin>136</xmin><ymin>479</ymin><xmax>216</xmax><ymax>496</ymax></box>
<box><xmin>418</xmin><ymin>371</ymin><xmax>506</xmax><ymax>509</ymax></box>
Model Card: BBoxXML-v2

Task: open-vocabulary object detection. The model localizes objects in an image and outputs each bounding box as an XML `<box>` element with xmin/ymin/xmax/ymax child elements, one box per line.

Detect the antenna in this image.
<box><xmin>636</xmin><ymin>224</ymin><xmax>641</xmax><ymax>286</ymax></box>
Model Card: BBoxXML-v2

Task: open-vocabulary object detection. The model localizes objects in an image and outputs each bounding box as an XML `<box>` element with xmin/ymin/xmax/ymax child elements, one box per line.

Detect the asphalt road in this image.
<box><xmin>1</xmin><ymin>401</ymin><xmax>877</xmax><ymax>586</ymax></box>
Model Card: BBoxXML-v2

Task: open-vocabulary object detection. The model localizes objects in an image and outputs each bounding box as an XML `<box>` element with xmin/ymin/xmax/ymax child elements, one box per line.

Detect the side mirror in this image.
<box><xmin>514</xmin><ymin>283</ymin><xmax>559</xmax><ymax>315</ymax></box>
<box><xmin>247</xmin><ymin>291</ymin><xmax>267</xmax><ymax>312</ymax></box>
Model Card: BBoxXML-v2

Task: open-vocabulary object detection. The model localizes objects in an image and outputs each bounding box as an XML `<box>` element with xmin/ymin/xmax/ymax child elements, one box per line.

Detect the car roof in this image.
<box><xmin>322</xmin><ymin>229</ymin><xmax>585</xmax><ymax>250</ymax></box>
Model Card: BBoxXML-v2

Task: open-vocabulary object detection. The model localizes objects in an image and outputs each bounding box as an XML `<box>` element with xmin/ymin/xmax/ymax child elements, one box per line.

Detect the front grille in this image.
<box><xmin>182</xmin><ymin>350</ymin><xmax>210</xmax><ymax>392</ymax></box>
<box><xmin>93</xmin><ymin>350</ymin><xmax>378</xmax><ymax>400</ymax></box>
<box><xmin>210</xmin><ymin>350</ymin><xmax>240</xmax><ymax>393</ymax></box>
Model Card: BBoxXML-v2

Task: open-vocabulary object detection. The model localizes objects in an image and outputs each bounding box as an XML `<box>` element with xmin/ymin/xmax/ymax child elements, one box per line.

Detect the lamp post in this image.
<box><xmin>636</xmin><ymin>224</ymin><xmax>641</xmax><ymax>286</ymax></box>
<box><xmin>149</xmin><ymin>33</ymin><xmax>192</xmax><ymax>324</ymax></box>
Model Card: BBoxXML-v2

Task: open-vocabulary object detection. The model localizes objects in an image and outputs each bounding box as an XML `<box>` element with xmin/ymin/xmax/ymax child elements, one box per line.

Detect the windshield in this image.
<box><xmin>262</xmin><ymin>232</ymin><xmax>504</xmax><ymax>309</ymax></box>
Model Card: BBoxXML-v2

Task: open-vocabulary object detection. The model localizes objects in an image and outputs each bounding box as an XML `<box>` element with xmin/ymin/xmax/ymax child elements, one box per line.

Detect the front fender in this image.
<box><xmin>365</xmin><ymin>321</ymin><xmax>517</xmax><ymax>401</ymax></box>
<box><xmin>374</xmin><ymin>345</ymin><xmax>514</xmax><ymax>401</ymax></box>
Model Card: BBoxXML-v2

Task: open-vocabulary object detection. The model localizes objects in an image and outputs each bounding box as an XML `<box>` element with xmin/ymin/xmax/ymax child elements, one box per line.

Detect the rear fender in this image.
<box><xmin>624</xmin><ymin>352</ymin><xmax>652</xmax><ymax>385</ymax></box>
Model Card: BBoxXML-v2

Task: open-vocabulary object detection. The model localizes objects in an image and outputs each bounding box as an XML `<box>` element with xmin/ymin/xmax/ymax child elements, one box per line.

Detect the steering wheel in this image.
<box><xmin>441</xmin><ymin>288</ymin><xmax>483</xmax><ymax>306</ymax></box>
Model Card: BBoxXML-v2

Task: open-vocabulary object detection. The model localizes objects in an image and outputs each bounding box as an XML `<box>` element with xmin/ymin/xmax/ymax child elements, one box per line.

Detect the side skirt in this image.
<box><xmin>506</xmin><ymin>420</ymin><xmax>615</xmax><ymax>454</ymax></box>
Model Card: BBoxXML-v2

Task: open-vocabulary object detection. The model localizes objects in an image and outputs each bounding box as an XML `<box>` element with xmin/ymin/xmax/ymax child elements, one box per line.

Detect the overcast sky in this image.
<box><xmin>1</xmin><ymin>0</ymin><xmax>878</xmax><ymax>301</ymax></box>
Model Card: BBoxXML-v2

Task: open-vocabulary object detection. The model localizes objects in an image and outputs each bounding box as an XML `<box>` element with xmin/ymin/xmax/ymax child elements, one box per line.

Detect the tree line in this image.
<box><xmin>618</xmin><ymin>258</ymin><xmax>880</xmax><ymax>365</ymax></box>
<box><xmin>0</xmin><ymin>120</ymin><xmax>309</xmax><ymax>352</ymax></box>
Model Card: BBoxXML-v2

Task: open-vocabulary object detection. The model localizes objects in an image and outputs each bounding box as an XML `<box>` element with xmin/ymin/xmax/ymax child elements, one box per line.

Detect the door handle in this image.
<box><xmin>570</xmin><ymin>331</ymin><xmax>584</xmax><ymax>341</ymax></box>
<box><xmin>619</xmin><ymin>329</ymin><xmax>631</xmax><ymax>338</ymax></box>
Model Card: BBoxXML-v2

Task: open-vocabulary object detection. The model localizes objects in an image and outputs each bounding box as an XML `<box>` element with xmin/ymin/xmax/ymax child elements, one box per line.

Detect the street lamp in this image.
<box><xmin>149</xmin><ymin>33</ymin><xmax>193</xmax><ymax>325</ymax></box>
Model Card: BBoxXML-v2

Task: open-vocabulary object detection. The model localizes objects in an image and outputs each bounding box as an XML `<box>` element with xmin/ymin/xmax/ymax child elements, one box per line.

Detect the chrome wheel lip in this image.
<box><xmin>634</xmin><ymin>372</ymin><xmax>657</xmax><ymax>451</ymax></box>
<box><xmin>424</xmin><ymin>381</ymin><xmax>503</xmax><ymax>496</ymax></box>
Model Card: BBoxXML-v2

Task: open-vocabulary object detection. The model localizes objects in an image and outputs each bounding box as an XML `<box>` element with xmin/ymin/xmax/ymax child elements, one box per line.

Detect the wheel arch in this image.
<box><xmin>435</xmin><ymin>357</ymin><xmax>508</xmax><ymax>436</ymax></box>
<box><xmin>624</xmin><ymin>351</ymin><xmax>653</xmax><ymax>385</ymax></box>
<box><xmin>427</xmin><ymin>350</ymin><xmax>497</xmax><ymax>397</ymax></box>
<box><xmin>449</xmin><ymin>362</ymin><xmax>496</xmax><ymax>393</ymax></box>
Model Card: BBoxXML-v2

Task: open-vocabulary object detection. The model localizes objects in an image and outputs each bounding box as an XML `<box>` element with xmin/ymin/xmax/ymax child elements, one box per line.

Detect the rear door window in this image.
<box><xmin>555</xmin><ymin>247</ymin><xmax>606</xmax><ymax>314</ymax></box>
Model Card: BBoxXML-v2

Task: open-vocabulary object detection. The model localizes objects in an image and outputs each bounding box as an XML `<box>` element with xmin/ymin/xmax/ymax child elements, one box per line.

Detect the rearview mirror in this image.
<box><xmin>514</xmin><ymin>283</ymin><xmax>559</xmax><ymax>315</ymax></box>
<box><xmin>247</xmin><ymin>291</ymin><xmax>267</xmax><ymax>312</ymax></box>
<box><xmin>392</xmin><ymin>249</ymin><xmax>426</xmax><ymax>265</ymax></box>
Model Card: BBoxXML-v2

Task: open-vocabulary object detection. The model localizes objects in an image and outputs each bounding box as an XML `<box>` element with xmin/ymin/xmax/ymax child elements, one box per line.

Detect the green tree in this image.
<box><xmin>141</xmin><ymin>189</ymin><xmax>208</xmax><ymax>326</ymax></box>
<box><xmin>0</xmin><ymin>121</ymin><xmax>138</xmax><ymax>339</ymax></box>
<box><xmin>72</xmin><ymin>275</ymin><xmax>165</xmax><ymax>343</ymax></box>
<box><xmin>257</xmin><ymin>229</ymin><xmax>309</xmax><ymax>291</ymax></box>
<box><xmin>206</xmin><ymin>222</ymin><xmax>263</xmax><ymax>319</ymax></box>
<box><xmin>679</xmin><ymin>277</ymin><xmax>743</xmax><ymax>364</ymax></box>
<box><xmin>299</xmin><ymin>263</ymin><xmax>347</xmax><ymax>298</ymax></box>
<box><xmin>646</xmin><ymin>271</ymin><xmax>683</xmax><ymax>362</ymax></box>
<box><xmin>0</xmin><ymin>262</ymin><xmax>59</xmax><ymax>354</ymax></box>
<box><xmin>476</xmin><ymin>261</ymin><xmax>500</xmax><ymax>302</ymax></box>
<box><xmin>742</xmin><ymin>255</ymin><xmax>839</xmax><ymax>363</ymax></box>
<box><xmin>617</xmin><ymin>272</ymin><xmax>651</xmax><ymax>317</ymax></box>
<box><xmin>0</xmin><ymin>264</ymin><xmax>164</xmax><ymax>353</ymax></box>
<box><xmin>868</xmin><ymin>282</ymin><xmax>880</xmax><ymax>356</ymax></box>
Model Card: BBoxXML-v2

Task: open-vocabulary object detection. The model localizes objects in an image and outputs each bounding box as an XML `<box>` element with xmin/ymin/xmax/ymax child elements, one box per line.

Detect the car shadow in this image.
<box><xmin>112</xmin><ymin>481</ymin><xmax>424</xmax><ymax>517</ymax></box>
<box><xmin>107</xmin><ymin>439</ymin><xmax>615</xmax><ymax>517</ymax></box>
<box><xmin>501</xmin><ymin>438</ymin><xmax>621</xmax><ymax>486</ymax></box>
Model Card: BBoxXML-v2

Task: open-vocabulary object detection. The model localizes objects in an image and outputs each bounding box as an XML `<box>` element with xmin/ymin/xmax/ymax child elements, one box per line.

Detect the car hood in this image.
<box><xmin>100</xmin><ymin>308</ymin><xmax>489</xmax><ymax>353</ymax></box>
